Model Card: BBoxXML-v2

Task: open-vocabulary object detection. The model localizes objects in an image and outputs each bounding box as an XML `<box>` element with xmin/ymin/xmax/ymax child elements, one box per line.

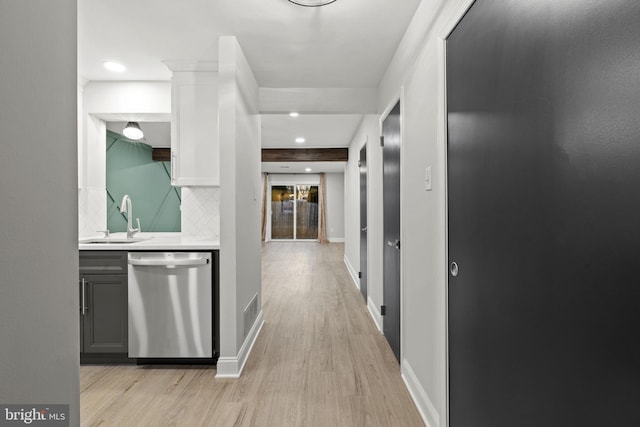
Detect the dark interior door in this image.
<box><xmin>447</xmin><ymin>1</ymin><xmax>640</xmax><ymax>426</ymax></box>
<box><xmin>383</xmin><ymin>101</ymin><xmax>401</xmax><ymax>362</ymax></box>
<box><xmin>359</xmin><ymin>145</ymin><xmax>368</xmax><ymax>301</ymax></box>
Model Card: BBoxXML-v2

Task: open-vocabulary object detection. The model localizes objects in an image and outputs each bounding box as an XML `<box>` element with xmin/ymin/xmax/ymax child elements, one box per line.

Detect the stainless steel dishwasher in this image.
<box><xmin>128</xmin><ymin>252</ymin><xmax>212</xmax><ymax>358</ymax></box>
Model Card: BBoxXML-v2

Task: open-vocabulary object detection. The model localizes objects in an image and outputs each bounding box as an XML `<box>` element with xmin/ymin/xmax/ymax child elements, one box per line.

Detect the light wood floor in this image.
<box><xmin>81</xmin><ymin>242</ymin><xmax>424</xmax><ymax>427</ymax></box>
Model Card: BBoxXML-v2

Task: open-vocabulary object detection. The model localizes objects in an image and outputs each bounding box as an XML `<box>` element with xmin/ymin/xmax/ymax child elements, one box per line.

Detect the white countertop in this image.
<box><xmin>79</xmin><ymin>232</ymin><xmax>220</xmax><ymax>251</ymax></box>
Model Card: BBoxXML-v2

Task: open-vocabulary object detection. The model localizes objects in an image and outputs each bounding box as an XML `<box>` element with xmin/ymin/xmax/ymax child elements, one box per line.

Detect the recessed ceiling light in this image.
<box><xmin>289</xmin><ymin>112</ymin><xmax>299</xmax><ymax>117</ymax></box>
<box><xmin>305</xmin><ymin>168</ymin><xmax>312</xmax><ymax>172</ymax></box>
<box><xmin>295</xmin><ymin>137</ymin><xmax>306</xmax><ymax>143</ymax></box>
<box><xmin>103</xmin><ymin>61</ymin><xmax>126</xmax><ymax>72</ymax></box>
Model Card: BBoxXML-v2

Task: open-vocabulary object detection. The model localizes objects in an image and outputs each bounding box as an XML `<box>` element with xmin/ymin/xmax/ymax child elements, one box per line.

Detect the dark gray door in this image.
<box><xmin>383</xmin><ymin>101</ymin><xmax>401</xmax><ymax>362</ymax></box>
<box><xmin>447</xmin><ymin>1</ymin><xmax>640</xmax><ymax>426</ymax></box>
<box><xmin>359</xmin><ymin>145</ymin><xmax>368</xmax><ymax>301</ymax></box>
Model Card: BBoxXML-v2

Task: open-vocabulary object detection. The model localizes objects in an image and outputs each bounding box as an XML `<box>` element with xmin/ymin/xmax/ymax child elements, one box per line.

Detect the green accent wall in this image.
<box><xmin>106</xmin><ymin>130</ymin><xmax>181</xmax><ymax>232</ymax></box>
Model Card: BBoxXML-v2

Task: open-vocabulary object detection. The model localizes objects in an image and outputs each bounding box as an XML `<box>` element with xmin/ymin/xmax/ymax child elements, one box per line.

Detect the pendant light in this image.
<box><xmin>288</xmin><ymin>0</ymin><xmax>336</xmax><ymax>6</ymax></box>
<box><xmin>123</xmin><ymin>122</ymin><xmax>144</xmax><ymax>140</ymax></box>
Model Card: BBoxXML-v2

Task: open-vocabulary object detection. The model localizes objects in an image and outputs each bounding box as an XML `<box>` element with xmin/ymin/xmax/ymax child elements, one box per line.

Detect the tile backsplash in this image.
<box><xmin>181</xmin><ymin>187</ymin><xmax>220</xmax><ymax>239</ymax></box>
<box><xmin>78</xmin><ymin>187</ymin><xmax>106</xmax><ymax>238</ymax></box>
<box><xmin>79</xmin><ymin>186</ymin><xmax>219</xmax><ymax>240</ymax></box>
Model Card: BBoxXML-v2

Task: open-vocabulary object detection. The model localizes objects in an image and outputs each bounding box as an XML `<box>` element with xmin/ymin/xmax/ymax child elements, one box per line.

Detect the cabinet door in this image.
<box><xmin>81</xmin><ymin>274</ymin><xmax>128</xmax><ymax>353</ymax></box>
<box><xmin>171</xmin><ymin>71</ymin><xmax>219</xmax><ymax>186</ymax></box>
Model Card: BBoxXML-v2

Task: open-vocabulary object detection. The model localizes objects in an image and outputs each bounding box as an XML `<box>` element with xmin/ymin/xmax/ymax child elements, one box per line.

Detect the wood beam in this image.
<box><xmin>261</xmin><ymin>148</ymin><xmax>348</xmax><ymax>162</ymax></box>
<box><xmin>152</xmin><ymin>148</ymin><xmax>171</xmax><ymax>161</ymax></box>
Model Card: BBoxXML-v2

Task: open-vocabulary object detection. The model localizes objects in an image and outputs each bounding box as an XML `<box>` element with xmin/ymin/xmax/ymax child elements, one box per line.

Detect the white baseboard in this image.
<box><xmin>215</xmin><ymin>310</ymin><xmax>265</xmax><ymax>379</ymax></box>
<box><xmin>401</xmin><ymin>358</ymin><xmax>440</xmax><ymax>427</ymax></box>
<box><xmin>367</xmin><ymin>296</ymin><xmax>383</xmax><ymax>333</ymax></box>
<box><xmin>328</xmin><ymin>237</ymin><xmax>345</xmax><ymax>243</ymax></box>
<box><xmin>343</xmin><ymin>255</ymin><xmax>360</xmax><ymax>290</ymax></box>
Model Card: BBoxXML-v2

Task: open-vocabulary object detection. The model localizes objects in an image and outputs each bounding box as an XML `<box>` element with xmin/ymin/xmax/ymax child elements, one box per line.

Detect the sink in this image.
<box><xmin>80</xmin><ymin>237</ymin><xmax>147</xmax><ymax>244</ymax></box>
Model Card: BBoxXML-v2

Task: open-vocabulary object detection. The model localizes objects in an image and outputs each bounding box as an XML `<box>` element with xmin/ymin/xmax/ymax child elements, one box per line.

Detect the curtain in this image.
<box><xmin>318</xmin><ymin>173</ymin><xmax>329</xmax><ymax>243</ymax></box>
<box><xmin>261</xmin><ymin>173</ymin><xmax>268</xmax><ymax>241</ymax></box>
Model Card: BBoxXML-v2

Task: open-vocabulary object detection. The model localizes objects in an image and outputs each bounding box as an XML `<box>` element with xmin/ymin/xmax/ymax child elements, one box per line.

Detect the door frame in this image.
<box><xmin>266</xmin><ymin>174</ymin><xmax>321</xmax><ymax>242</ymax></box>
<box><xmin>437</xmin><ymin>0</ymin><xmax>486</xmax><ymax>425</ymax></box>
<box><xmin>359</xmin><ymin>141</ymin><xmax>368</xmax><ymax>302</ymax></box>
<box><xmin>379</xmin><ymin>89</ymin><xmax>405</xmax><ymax>363</ymax></box>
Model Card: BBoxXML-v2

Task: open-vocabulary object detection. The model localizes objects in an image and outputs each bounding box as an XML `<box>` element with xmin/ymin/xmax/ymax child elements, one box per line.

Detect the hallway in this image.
<box><xmin>80</xmin><ymin>242</ymin><xmax>424</xmax><ymax>426</ymax></box>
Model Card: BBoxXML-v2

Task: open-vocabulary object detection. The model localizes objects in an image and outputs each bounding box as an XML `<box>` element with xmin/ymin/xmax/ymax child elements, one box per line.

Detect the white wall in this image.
<box><xmin>345</xmin><ymin>115</ymin><xmax>384</xmax><ymax>328</ymax></box>
<box><xmin>0</xmin><ymin>1</ymin><xmax>80</xmax><ymax>425</ymax></box>
<box><xmin>345</xmin><ymin>1</ymin><xmax>477</xmax><ymax>425</ymax></box>
<box><xmin>344</xmin><ymin>136</ymin><xmax>360</xmax><ymax>285</ymax></box>
<box><xmin>324</xmin><ymin>173</ymin><xmax>345</xmax><ymax>242</ymax></box>
<box><xmin>376</xmin><ymin>1</ymin><xmax>473</xmax><ymax>426</ymax></box>
<box><xmin>217</xmin><ymin>36</ymin><xmax>263</xmax><ymax>377</ymax></box>
<box><xmin>79</xmin><ymin>81</ymin><xmax>171</xmax><ymax>237</ymax></box>
<box><xmin>78</xmin><ymin>81</ymin><xmax>220</xmax><ymax>239</ymax></box>
<box><xmin>82</xmin><ymin>81</ymin><xmax>172</xmax><ymax>119</ymax></box>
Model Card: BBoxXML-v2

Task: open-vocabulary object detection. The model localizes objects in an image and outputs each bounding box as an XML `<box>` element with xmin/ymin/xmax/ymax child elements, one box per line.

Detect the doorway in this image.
<box><xmin>270</xmin><ymin>184</ymin><xmax>319</xmax><ymax>241</ymax></box>
<box><xmin>359</xmin><ymin>145</ymin><xmax>368</xmax><ymax>302</ymax></box>
<box><xmin>382</xmin><ymin>101</ymin><xmax>401</xmax><ymax>363</ymax></box>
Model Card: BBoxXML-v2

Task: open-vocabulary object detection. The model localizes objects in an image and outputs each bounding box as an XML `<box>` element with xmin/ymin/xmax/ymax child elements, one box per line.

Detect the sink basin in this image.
<box><xmin>80</xmin><ymin>237</ymin><xmax>147</xmax><ymax>244</ymax></box>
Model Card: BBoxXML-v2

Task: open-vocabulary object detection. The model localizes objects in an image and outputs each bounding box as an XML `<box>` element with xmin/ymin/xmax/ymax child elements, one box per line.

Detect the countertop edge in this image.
<box><xmin>79</xmin><ymin>245</ymin><xmax>220</xmax><ymax>251</ymax></box>
<box><xmin>79</xmin><ymin>241</ymin><xmax>220</xmax><ymax>251</ymax></box>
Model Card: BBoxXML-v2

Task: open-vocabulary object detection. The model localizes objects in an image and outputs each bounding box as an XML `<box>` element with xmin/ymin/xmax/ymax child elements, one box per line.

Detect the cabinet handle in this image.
<box><xmin>128</xmin><ymin>257</ymin><xmax>209</xmax><ymax>267</ymax></box>
<box><xmin>81</xmin><ymin>278</ymin><xmax>87</xmax><ymax>315</ymax></box>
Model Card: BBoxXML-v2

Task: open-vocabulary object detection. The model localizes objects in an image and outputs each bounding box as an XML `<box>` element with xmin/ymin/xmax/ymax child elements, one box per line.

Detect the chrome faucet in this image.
<box><xmin>120</xmin><ymin>194</ymin><xmax>141</xmax><ymax>238</ymax></box>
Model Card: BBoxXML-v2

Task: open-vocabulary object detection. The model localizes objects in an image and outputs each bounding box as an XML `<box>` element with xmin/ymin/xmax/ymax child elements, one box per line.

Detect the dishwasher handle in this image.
<box><xmin>128</xmin><ymin>257</ymin><xmax>210</xmax><ymax>267</ymax></box>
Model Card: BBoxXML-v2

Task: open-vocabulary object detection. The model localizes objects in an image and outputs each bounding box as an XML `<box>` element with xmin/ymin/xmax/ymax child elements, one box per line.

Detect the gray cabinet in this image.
<box><xmin>79</xmin><ymin>251</ymin><xmax>127</xmax><ymax>357</ymax></box>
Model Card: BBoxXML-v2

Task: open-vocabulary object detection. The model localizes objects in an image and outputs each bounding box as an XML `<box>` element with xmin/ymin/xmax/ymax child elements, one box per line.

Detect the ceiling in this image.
<box><xmin>261</xmin><ymin>114</ymin><xmax>362</xmax><ymax>148</ymax></box>
<box><xmin>262</xmin><ymin>161</ymin><xmax>346</xmax><ymax>174</ymax></box>
<box><xmin>78</xmin><ymin>0</ymin><xmax>421</xmax><ymax>171</ymax></box>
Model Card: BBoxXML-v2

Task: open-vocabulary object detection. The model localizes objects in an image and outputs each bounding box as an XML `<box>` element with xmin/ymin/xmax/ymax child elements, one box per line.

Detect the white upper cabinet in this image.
<box><xmin>165</xmin><ymin>62</ymin><xmax>219</xmax><ymax>186</ymax></box>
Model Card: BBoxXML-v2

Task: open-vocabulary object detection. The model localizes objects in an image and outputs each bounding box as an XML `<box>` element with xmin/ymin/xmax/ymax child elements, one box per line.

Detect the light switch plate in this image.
<box><xmin>425</xmin><ymin>166</ymin><xmax>432</xmax><ymax>191</ymax></box>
